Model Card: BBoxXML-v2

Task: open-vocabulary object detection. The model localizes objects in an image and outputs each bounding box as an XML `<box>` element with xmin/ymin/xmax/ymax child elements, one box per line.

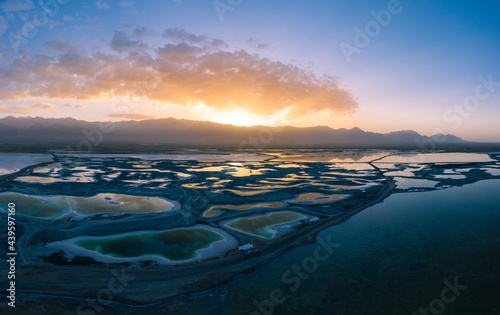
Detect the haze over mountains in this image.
<box><xmin>0</xmin><ymin>116</ymin><xmax>466</xmax><ymax>149</ymax></box>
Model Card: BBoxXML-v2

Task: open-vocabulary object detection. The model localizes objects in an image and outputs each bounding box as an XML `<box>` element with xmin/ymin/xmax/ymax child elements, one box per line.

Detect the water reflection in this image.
<box><xmin>0</xmin><ymin>192</ymin><xmax>177</xmax><ymax>217</ymax></box>
<box><xmin>225</xmin><ymin>211</ymin><xmax>306</xmax><ymax>239</ymax></box>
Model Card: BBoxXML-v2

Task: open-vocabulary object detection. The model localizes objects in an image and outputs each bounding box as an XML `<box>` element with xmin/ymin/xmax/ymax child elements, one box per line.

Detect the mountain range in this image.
<box><xmin>0</xmin><ymin>116</ymin><xmax>466</xmax><ymax>149</ymax></box>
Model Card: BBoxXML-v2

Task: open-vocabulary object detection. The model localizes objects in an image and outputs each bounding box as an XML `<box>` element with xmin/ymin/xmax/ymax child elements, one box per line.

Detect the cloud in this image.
<box><xmin>95</xmin><ymin>0</ymin><xmax>110</xmax><ymax>9</ymax></box>
<box><xmin>0</xmin><ymin>17</ymin><xmax>7</xmax><ymax>36</ymax></box>
<box><xmin>63</xmin><ymin>15</ymin><xmax>77</xmax><ymax>22</ymax></box>
<box><xmin>32</xmin><ymin>102</ymin><xmax>57</xmax><ymax>110</ymax></box>
<box><xmin>74</xmin><ymin>16</ymin><xmax>102</xmax><ymax>31</ymax></box>
<box><xmin>0</xmin><ymin>105</ymin><xmax>31</xmax><ymax>114</ymax></box>
<box><xmin>0</xmin><ymin>102</ymin><xmax>57</xmax><ymax>114</ymax></box>
<box><xmin>43</xmin><ymin>40</ymin><xmax>74</xmax><ymax>53</ymax></box>
<box><xmin>119</xmin><ymin>1</ymin><xmax>134</xmax><ymax>7</ymax></box>
<box><xmin>162</xmin><ymin>28</ymin><xmax>226</xmax><ymax>49</ymax></box>
<box><xmin>0</xmin><ymin>29</ymin><xmax>357</xmax><ymax>119</ymax></box>
<box><xmin>107</xmin><ymin>113</ymin><xmax>155</xmax><ymax>120</ymax></box>
<box><xmin>62</xmin><ymin>14</ymin><xmax>102</xmax><ymax>30</ymax></box>
<box><xmin>122</xmin><ymin>9</ymin><xmax>140</xmax><ymax>16</ymax></box>
<box><xmin>133</xmin><ymin>26</ymin><xmax>154</xmax><ymax>38</ymax></box>
<box><xmin>0</xmin><ymin>0</ymin><xmax>35</xmax><ymax>12</ymax></box>
<box><xmin>110</xmin><ymin>31</ymin><xmax>146</xmax><ymax>53</ymax></box>
<box><xmin>46</xmin><ymin>20</ymin><xmax>60</xmax><ymax>29</ymax></box>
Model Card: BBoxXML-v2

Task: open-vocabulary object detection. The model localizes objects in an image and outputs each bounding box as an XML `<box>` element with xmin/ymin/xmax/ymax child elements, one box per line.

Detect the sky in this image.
<box><xmin>0</xmin><ymin>0</ymin><xmax>499</xmax><ymax>141</ymax></box>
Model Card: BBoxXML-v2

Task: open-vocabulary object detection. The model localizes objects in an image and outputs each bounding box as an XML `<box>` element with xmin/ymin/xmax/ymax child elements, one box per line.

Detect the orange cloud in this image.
<box><xmin>107</xmin><ymin>113</ymin><xmax>156</xmax><ymax>120</ymax></box>
<box><xmin>0</xmin><ymin>29</ymin><xmax>357</xmax><ymax>119</ymax></box>
<box><xmin>31</xmin><ymin>102</ymin><xmax>57</xmax><ymax>110</ymax></box>
<box><xmin>0</xmin><ymin>105</ymin><xmax>32</xmax><ymax>114</ymax></box>
<box><xmin>0</xmin><ymin>102</ymin><xmax>58</xmax><ymax>114</ymax></box>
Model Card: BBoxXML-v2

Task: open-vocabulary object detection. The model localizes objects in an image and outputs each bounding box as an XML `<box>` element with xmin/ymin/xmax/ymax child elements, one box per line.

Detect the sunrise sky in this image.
<box><xmin>0</xmin><ymin>0</ymin><xmax>499</xmax><ymax>141</ymax></box>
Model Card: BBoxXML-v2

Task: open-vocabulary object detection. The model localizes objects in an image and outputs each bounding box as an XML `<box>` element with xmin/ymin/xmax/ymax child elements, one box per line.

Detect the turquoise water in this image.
<box><xmin>75</xmin><ymin>228</ymin><xmax>223</xmax><ymax>261</ymax></box>
<box><xmin>198</xmin><ymin>179</ymin><xmax>500</xmax><ymax>315</ymax></box>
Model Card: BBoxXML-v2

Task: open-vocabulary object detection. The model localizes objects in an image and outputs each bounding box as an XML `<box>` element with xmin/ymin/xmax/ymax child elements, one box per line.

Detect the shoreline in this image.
<box><xmin>2</xmin><ymin>152</ymin><xmax>499</xmax><ymax>311</ymax></box>
<box><xmin>9</xmin><ymin>173</ymin><xmax>395</xmax><ymax>309</ymax></box>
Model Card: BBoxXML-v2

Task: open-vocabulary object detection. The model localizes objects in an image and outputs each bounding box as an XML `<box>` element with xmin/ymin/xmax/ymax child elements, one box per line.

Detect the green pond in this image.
<box><xmin>75</xmin><ymin>228</ymin><xmax>223</xmax><ymax>261</ymax></box>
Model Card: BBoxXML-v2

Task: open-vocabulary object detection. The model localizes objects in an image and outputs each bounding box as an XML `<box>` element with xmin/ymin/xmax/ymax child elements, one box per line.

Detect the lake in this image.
<box><xmin>188</xmin><ymin>179</ymin><xmax>500</xmax><ymax>314</ymax></box>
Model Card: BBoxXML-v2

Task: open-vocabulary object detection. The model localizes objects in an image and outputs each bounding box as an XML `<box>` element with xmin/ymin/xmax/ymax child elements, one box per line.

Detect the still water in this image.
<box><xmin>183</xmin><ymin>179</ymin><xmax>500</xmax><ymax>315</ymax></box>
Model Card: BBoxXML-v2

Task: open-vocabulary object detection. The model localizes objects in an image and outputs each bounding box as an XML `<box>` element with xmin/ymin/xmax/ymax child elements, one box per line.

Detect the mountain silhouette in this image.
<box><xmin>0</xmin><ymin>116</ymin><xmax>466</xmax><ymax>149</ymax></box>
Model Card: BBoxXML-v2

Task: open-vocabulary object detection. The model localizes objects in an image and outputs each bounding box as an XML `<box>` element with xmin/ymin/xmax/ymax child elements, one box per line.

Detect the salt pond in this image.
<box><xmin>47</xmin><ymin>225</ymin><xmax>238</xmax><ymax>264</ymax></box>
<box><xmin>16</xmin><ymin>175</ymin><xmax>95</xmax><ymax>183</ymax></box>
<box><xmin>209</xmin><ymin>202</ymin><xmax>284</xmax><ymax>211</ymax></box>
<box><xmin>186</xmin><ymin>165</ymin><xmax>271</xmax><ymax>177</ymax></box>
<box><xmin>393</xmin><ymin>177</ymin><xmax>439</xmax><ymax>190</ymax></box>
<box><xmin>0</xmin><ymin>192</ymin><xmax>177</xmax><ymax>218</ymax></box>
<box><xmin>481</xmin><ymin>168</ymin><xmax>500</xmax><ymax>176</ymax></box>
<box><xmin>224</xmin><ymin>189</ymin><xmax>274</xmax><ymax>196</ymax></box>
<box><xmin>225</xmin><ymin>211</ymin><xmax>306</xmax><ymax>239</ymax></box>
<box><xmin>0</xmin><ymin>153</ymin><xmax>53</xmax><ymax>175</ymax></box>
<box><xmin>270</xmin><ymin>151</ymin><xmax>388</xmax><ymax>163</ymax></box>
<box><xmin>287</xmin><ymin>193</ymin><xmax>349</xmax><ymax>204</ymax></box>
<box><xmin>377</xmin><ymin>152</ymin><xmax>494</xmax><ymax>164</ymax></box>
<box><xmin>61</xmin><ymin>153</ymin><xmax>270</xmax><ymax>162</ymax></box>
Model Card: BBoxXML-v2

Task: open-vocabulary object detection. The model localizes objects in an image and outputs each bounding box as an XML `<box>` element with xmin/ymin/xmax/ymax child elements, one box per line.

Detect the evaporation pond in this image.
<box><xmin>377</xmin><ymin>153</ymin><xmax>494</xmax><ymax>164</ymax></box>
<box><xmin>225</xmin><ymin>211</ymin><xmax>305</xmax><ymax>239</ymax></box>
<box><xmin>0</xmin><ymin>192</ymin><xmax>176</xmax><ymax>217</ymax></box>
<box><xmin>48</xmin><ymin>226</ymin><xmax>237</xmax><ymax>264</ymax></box>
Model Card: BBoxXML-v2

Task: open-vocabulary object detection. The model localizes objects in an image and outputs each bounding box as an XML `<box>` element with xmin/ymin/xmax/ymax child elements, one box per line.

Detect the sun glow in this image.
<box><xmin>213</xmin><ymin>109</ymin><xmax>266</xmax><ymax>127</ymax></box>
<box><xmin>189</xmin><ymin>103</ymin><xmax>290</xmax><ymax>127</ymax></box>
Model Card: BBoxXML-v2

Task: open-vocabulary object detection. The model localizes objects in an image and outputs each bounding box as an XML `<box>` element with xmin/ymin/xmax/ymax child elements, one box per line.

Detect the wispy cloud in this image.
<box><xmin>0</xmin><ymin>102</ymin><xmax>58</xmax><ymax>114</ymax></box>
<box><xmin>0</xmin><ymin>105</ymin><xmax>31</xmax><ymax>114</ymax></box>
<box><xmin>43</xmin><ymin>40</ymin><xmax>75</xmax><ymax>53</ymax></box>
<box><xmin>107</xmin><ymin>113</ymin><xmax>156</xmax><ymax>120</ymax></box>
<box><xmin>133</xmin><ymin>27</ymin><xmax>154</xmax><ymax>38</ymax></box>
<box><xmin>95</xmin><ymin>0</ymin><xmax>110</xmax><ymax>10</ymax></box>
<box><xmin>162</xmin><ymin>28</ymin><xmax>226</xmax><ymax>49</ymax></box>
<box><xmin>119</xmin><ymin>1</ymin><xmax>135</xmax><ymax>7</ymax></box>
<box><xmin>79</xmin><ymin>16</ymin><xmax>102</xmax><ymax>31</ymax></box>
<box><xmin>110</xmin><ymin>31</ymin><xmax>146</xmax><ymax>53</ymax></box>
<box><xmin>0</xmin><ymin>0</ymin><xmax>35</xmax><ymax>12</ymax></box>
<box><xmin>0</xmin><ymin>17</ymin><xmax>7</xmax><ymax>36</ymax></box>
<box><xmin>32</xmin><ymin>102</ymin><xmax>57</xmax><ymax>110</ymax></box>
<box><xmin>63</xmin><ymin>15</ymin><xmax>77</xmax><ymax>22</ymax></box>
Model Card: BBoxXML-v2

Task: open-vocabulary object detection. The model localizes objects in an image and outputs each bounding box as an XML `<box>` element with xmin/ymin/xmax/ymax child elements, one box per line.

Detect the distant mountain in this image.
<box><xmin>0</xmin><ymin>116</ymin><xmax>467</xmax><ymax>149</ymax></box>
